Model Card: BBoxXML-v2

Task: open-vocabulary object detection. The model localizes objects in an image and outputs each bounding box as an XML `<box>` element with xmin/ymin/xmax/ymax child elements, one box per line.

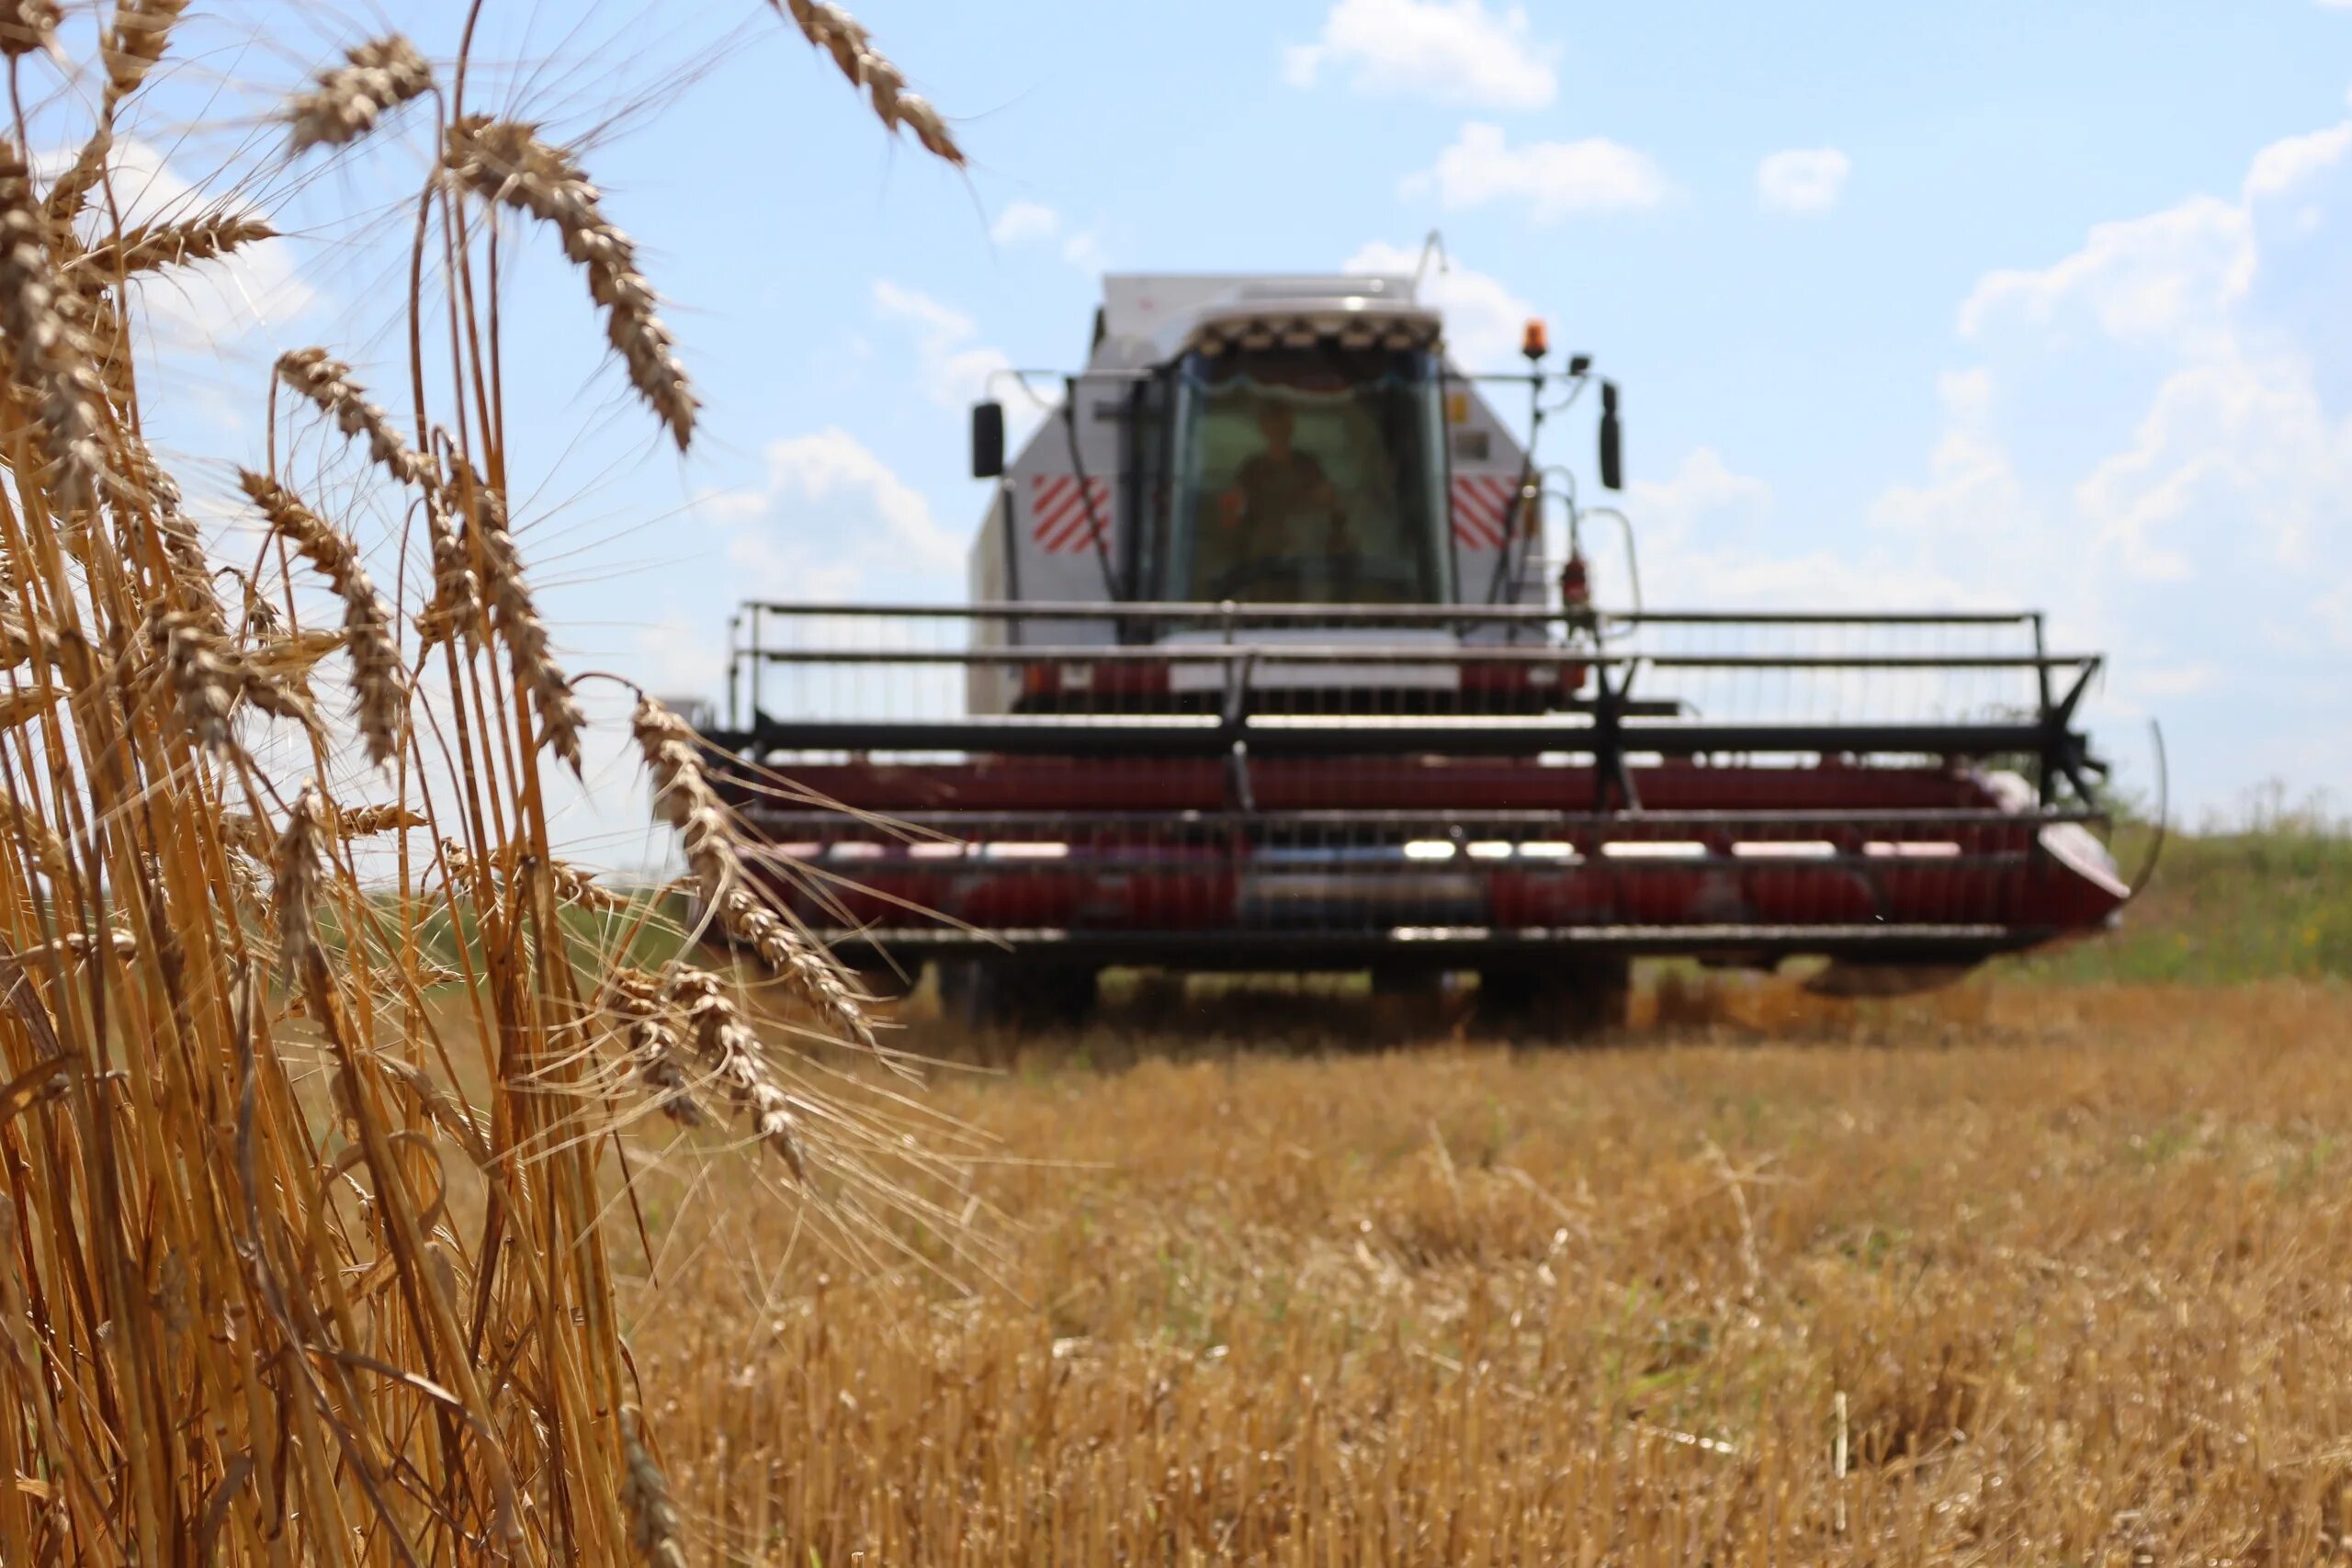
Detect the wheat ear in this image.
<box><xmin>619</xmin><ymin>1408</ymin><xmax>690</xmax><ymax>1568</ymax></box>
<box><xmin>334</xmin><ymin>804</ymin><xmax>425</xmax><ymax>837</ymax></box>
<box><xmin>446</xmin><ymin>457</ymin><xmax>584</xmax><ymax>773</ymax></box>
<box><xmin>269</xmin><ymin>785</ymin><xmax>328</xmax><ymax>972</ymax></box>
<box><xmin>42</xmin><ymin>0</ymin><xmax>194</xmax><ymax>227</ymax></box>
<box><xmin>118</xmin><ymin>434</ymin><xmax>225</xmax><ymax>632</ymax></box>
<box><xmin>0</xmin><ymin>0</ymin><xmax>57</xmax><ymax>58</ymax></box>
<box><xmin>607</xmin><ymin>974</ymin><xmax>705</xmax><ymax>1131</ymax></box>
<box><xmin>0</xmin><ymin>143</ymin><xmax>109</xmax><ymax>506</ymax></box>
<box><xmin>441</xmin><ymin>118</ymin><xmax>696</xmax><ymax>451</ymax></box>
<box><xmin>0</xmin><ymin>608</ymin><xmax>60</xmax><ymax>669</ymax></box>
<box><xmin>774</xmin><ymin>1</ymin><xmax>964</xmax><ymax>166</ymax></box>
<box><xmin>72</xmin><ymin>214</ymin><xmax>276</xmax><ymax>280</ymax></box>
<box><xmin>415</xmin><ymin>430</ymin><xmax>482</xmax><ymax>652</ymax></box>
<box><xmin>438</xmin><ymin>840</ymin><xmax>627</xmax><ymax>913</ymax></box>
<box><xmin>239</xmin><ymin>470</ymin><xmax>404</xmax><ymax>769</ymax></box>
<box><xmin>274</xmin><ymin>348</ymin><xmax>431</xmax><ymax>488</ymax></box>
<box><xmin>288</xmin><ymin>35</ymin><xmax>434</xmax><ymax>153</ymax></box>
<box><xmin>147</xmin><ymin>607</ymin><xmax>316</xmax><ymax>755</ymax></box>
<box><xmin>632</xmin><ymin>695</ymin><xmax>879</xmax><ymax>1058</ymax></box>
<box><xmin>670</xmin><ymin>966</ymin><xmax>807</xmax><ymax>1179</ymax></box>
<box><xmin>98</xmin><ymin>0</ymin><xmax>189</xmax><ymax>101</ymax></box>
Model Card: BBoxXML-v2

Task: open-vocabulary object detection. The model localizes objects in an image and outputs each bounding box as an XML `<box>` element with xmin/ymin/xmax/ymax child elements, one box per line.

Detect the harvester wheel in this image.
<box><xmin>1367</xmin><ymin>964</ymin><xmax>1450</xmax><ymax>1037</ymax></box>
<box><xmin>935</xmin><ymin>959</ymin><xmax>1098</xmax><ymax>1032</ymax></box>
<box><xmin>1477</xmin><ymin>958</ymin><xmax>1631</xmax><ymax>1043</ymax></box>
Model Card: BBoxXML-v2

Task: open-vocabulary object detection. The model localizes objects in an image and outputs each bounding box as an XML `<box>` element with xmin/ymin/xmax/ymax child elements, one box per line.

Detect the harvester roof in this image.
<box><xmin>1095</xmin><ymin>273</ymin><xmax>1442</xmax><ymax>371</ymax></box>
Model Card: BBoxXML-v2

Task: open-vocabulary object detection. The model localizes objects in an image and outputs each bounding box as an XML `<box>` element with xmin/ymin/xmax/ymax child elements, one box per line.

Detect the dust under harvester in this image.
<box><xmin>687</xmin><ymin>270</ymin><xmax>2129</xmax><ymax>1028</ymax></box>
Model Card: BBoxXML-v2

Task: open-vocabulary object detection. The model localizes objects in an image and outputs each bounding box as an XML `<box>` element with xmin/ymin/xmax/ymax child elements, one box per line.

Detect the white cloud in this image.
<box><xmin>1403</xmin><ymin>122</ymin><xmax>1668</xmax><ymax>222</ymax></box>
<box><xmin>2243</xmin><ymin>121</ymin><xmax>2352</xmax><ymax>199</ymax></box>
<box><xmin>1756</xmin><ymin>147</ymin><xmax>1850</xmax><ymax>216</ymax></box>
<box><xmin>871</xmin><ymin>279</ymin><xmax>1014</xmax><ymax>410</ymax></box>
<box><xmin>986</xmin><ymin>202</ymin><xmax>1106</xmax><ymax>273</ymax></box>
<box><xmin>1956</xmin><ymin>195</ymin><xmax>2255</xmax><ymax>348</ymax></box>
<box><xmin>1626</xmin><ymin>447</ymin><xmax>1980</xmax><ymax>611</ymax></box>
<box><xmin>2135</xmin><ymin>662</ymin><xmax>2220</xmax><ymax>698</ymax></box>
<box><xmin>1282</xmin><ymin>0</ymin><xmax>1556</xmax><ymax>109</ymax></box>
<box><xmin>1628</xmin><ymin>447</ymin><xmax>1773</xmax><ymax>540</ymax></box>
<box><xmin>1872</xmin><ymin>114</ymin><xmax>2352</xmax><ymax>799</ymax></box>
<box><xmin>990</xmin><ymin>200</ymin><xmax>1059</xmax><ymax>244</ymax></box>
<box><xmin>1343</xmin><ymin>241</ymin><xmax>1534</xmax><ymax>369</ymax></box>
<box><xmin>699</xmin><ymin>427</ymin><xmax>962</xmax><ymax>600</ymax></box>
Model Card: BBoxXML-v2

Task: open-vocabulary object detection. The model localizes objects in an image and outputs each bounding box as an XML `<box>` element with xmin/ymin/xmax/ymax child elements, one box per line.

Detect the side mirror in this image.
<box><xmin>970</xmin><ymin>400</ymin><xmax>1006</xmax><ymax>479</ymax></box>
<box><xmin>1598</xmin><ymin>381</ymin><xmax>1623</xmax><ymax>491</ymax></box>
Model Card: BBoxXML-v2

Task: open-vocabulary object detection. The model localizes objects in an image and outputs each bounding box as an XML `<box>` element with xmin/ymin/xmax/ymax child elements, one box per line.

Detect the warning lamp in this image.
<box><xmin>1521</xmin><ymin>318</ymin><xmax>1549</xmax><ymax>362</ymax></box>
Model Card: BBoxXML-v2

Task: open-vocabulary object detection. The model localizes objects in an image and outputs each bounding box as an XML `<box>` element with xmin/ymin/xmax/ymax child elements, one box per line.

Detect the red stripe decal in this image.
<box><xmin>1035</xmin><ymin>479</ymin><xmax>1111</xmax><ymax>553</ymax></box>
<box><xmin>1451</xmin><ymin>480</ymin><xmax>1505</xmax><ymax>547</ymax></box>
<box><xmin>1032</xmin><ymin>491</ymin><xmax>1084</xmax><ymax>540</ymax></box>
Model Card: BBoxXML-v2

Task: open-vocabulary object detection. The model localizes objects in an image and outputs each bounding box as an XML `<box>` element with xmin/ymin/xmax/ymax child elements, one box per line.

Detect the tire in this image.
<box><xmin>1366</xmin><ymin>963</ymin><xmax>1450</xmax><ymax>1039</ymax></box>
<box><xmin>1477</xmin><ymin>956</ymin><xmax>1631</xmax><ymax>1042</ymax></box>
<box><xmin>935</xmin><ymin>959</ymin><xmax>1099</xmax><ymax>1032</ymax></box>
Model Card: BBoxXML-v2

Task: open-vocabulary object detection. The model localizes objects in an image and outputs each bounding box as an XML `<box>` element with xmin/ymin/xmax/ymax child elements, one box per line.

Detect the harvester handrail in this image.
<box><xmin>735</xmin><ymin>599</ymin><xmax>2046</xmax><ymax>627</ymax></box>
<box><xmin>726</xmin><ymin>713</ymin><xmax>2072</xmax><ymax>760</ymax></box>
<box><xmin>736</xmin><ymin>806</ymin><xmax>2106</xmax><ymax>831</ymax></box>
<box><xmin>736</xmin><ymin>643</ymin><xmax>2099</xmax><ymax>672</ymax></box>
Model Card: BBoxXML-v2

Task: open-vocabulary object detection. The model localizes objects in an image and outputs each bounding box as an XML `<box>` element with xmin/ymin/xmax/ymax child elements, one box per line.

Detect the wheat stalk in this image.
<box><xmin>288</xmin><ymin>35</ymin><xmax>434</xmax><ymax>154</ymax></box>
<box><xmin>441</xmin><ymin>118</ymin><xmax>696</xmax><ymax>451</ymax></box>
<box><xmin>274</xmin><ymin>347</ymin><xmax>432</xmax><ymax>488</ymax></box>
<box><xmin>774</xmin><ymin>0</ymin><xmax>965</xmax><ymax>166</ymax></box>
<box><xmin>70</xmin><ymin>213</ymin><xmax>277</xmax><ymax>280</ymax></box>
<box><xmin>632</xmin><ymin>694</ymin><xmax>880</xmax><ymax>1058</ymax></box>
<box><xmin>240</xmin><ymin>469</ymin><xmax>405</xmax><ymax>769</ymax></box>
<box><xmin>0</xmin><ymin>15</ymin><xmax>971</xmax><ymax>1559</ymax></box>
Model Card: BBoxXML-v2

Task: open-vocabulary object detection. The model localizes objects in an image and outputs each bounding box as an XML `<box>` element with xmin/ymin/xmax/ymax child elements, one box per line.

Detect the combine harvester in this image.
<box><xmin>691</xmin><ymin>271</ymin><xmax>2129</xmax><ymax>1031</ymax></box>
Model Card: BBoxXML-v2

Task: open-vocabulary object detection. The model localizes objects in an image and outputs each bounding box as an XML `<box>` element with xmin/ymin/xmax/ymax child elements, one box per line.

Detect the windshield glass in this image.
<box><xmin>1159</xmin><ymin>346</ymin><xmax>1449</xmax><ymax>605</ymax></box>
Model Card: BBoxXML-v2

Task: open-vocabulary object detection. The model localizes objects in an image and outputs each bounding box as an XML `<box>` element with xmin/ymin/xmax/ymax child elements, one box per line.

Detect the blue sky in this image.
<box><xmin>119</xmin><ymin>0</ymin><xmax>2352</xmax><ymax>853</ymax></box>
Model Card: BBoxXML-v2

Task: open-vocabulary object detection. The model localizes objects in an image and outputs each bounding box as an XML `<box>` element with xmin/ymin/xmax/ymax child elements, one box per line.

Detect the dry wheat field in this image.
<box><xmin>628</xmin><ymin>981</ymin><xmax>2352</xmax><ymax>1566</ymax></box>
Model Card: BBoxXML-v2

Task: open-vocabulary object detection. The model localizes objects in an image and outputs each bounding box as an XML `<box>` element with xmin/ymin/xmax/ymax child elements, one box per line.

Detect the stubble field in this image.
<box><xmin>618</xmin><ymin>978</ymin><xmax>2352</xmax><ymax>1565</ymax></box>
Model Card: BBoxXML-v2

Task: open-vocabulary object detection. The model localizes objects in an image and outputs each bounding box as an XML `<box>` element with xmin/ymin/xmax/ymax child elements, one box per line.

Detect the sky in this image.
<box><xmin>106</xmin><ymin>0</ymin><xmax>2352</xmax><ymax>861</ymax></box>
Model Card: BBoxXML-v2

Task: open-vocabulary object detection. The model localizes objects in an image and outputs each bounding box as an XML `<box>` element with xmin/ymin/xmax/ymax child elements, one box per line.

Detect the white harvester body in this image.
<box><xmin>966</xmin><ymin>272</ymin><xmax>1543</xmax><ymax>712</ymax></box>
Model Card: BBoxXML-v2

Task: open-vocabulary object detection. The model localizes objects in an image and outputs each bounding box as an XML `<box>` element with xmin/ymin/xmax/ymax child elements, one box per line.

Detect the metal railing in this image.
<box><xmin>716</xmin><ymin>600</ymin><xmax>2104</xmax><ymax>809</ymax></box>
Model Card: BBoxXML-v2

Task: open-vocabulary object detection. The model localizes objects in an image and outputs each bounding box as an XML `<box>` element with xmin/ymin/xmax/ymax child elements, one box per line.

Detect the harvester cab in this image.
<box><xmin>696</xmin><ymin>271</ymin><xmax>2130</xmax><ymax>1031</ymax></box>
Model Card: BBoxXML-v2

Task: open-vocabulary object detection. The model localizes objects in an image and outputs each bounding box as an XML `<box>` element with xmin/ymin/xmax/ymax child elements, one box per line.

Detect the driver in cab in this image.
<box><xmin>1222</xmin><ymin>400</ymin><xmax>1351</xmax><ymax>561</ymax></box>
